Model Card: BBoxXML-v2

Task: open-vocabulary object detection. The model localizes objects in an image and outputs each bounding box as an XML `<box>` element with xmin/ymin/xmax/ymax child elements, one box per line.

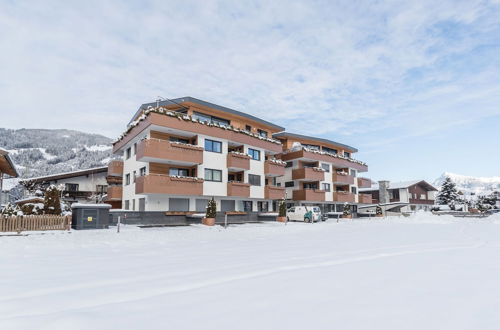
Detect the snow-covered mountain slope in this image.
<box><xmin>0</xmin><ymin>128</ymin><xmax>113</xmax><ymax>178</ymax></box>
<box><xmin>434</xmin><ymin>172</ymin><xmax>500</xmax><ymax>196</ymax></box>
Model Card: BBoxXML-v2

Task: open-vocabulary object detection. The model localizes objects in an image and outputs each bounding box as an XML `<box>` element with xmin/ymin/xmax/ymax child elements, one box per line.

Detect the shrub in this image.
<box><xmin>278</xmin><ymin>199</ymin><xmax>286</xmax><ymax>217</ymax></box>
<box><xmin>376</xmin><ymin>205</ymin><xmax>383</xmax><ymax>216</ymax></box>
<box><xmin>343</xmin><ymin>203</ymin><xmax>351</xmax><ymax>216</ymax></box>
<box><xmin>206</xmin><ymin>197</ymin><xmax>217</xmax><ymax>218</ymax></box>
<box><xmin>44</xmin><ymin>185</ymin><xmax>62</xmax><ymax>215</ymax></box>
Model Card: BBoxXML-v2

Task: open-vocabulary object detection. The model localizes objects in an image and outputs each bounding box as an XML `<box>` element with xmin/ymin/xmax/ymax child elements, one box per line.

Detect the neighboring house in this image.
<box><xmin>360</xmin><ymin>180</ymin><xmax>438</xmax><ymax>212</ymax></box>
<box><xmin>20</xmin><ymin>166</ymin><xmax>108</xmax><ymax>204</ymax></box>
<box><xmin>0</xmin><ymin>148</ymin><xmax>19</xmax><ymax>206</ymax></box>
<box><xmin>112</xmin><ymin>96</ymin><xmax>371</xmax><ymax>214</ymax></box>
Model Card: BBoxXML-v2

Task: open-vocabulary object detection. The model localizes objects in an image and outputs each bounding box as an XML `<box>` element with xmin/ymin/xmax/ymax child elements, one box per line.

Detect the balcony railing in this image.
<box><xmin>357</xmin><ymin>177</ymin><xmax>371</xmax><ymax>188</ymax></box>
<box><xmin>264</xmin><ymin>185</ymin><xmax>286</xmax><ymax>199</ymax></box>
<box><xmin>227</xmin><ymin>181</ymin><xmax>251</xmax><ymax>197</ymax></box>
<box><xmin>332</xmin><ymin>172</ymin><xmax>355</xmax><ymax>185</ymax></box>
<box><xmin>291</xmin><ymin>167</ymin><xmax>325</xmax><ymax>181</ymax></box>
<box><xmin>106</xmin><ymin>186</ymin><xmax>123</xmax><ymax>201</ymax></box>
<box><xmin>107</xmin><ymin>160</ymin><xmax>123</xmax><ymax>177</ymax></box>
<box><xmin>333</xmin><ymin>192</ymin><xmax>355</xmax><ymax>203</ymax></box>
<box><xmin>264</xmin><ymin>160</ymin><xmax>286</xmax><ymax>177</ymax></box>
<box><xmin>292</xmin><ymin>189</ymin><xmax>326</xmax><ymax>201</ymax></box>
<box><xmin>135</xmin><ymin>174</ymin><xmax>204</xmax><ymax>195</ymax></box>
<box><xmin>136</xmin><ymin>139</ymin><xmax>203</xmax><ymax>165</ymax></box>
<box><xmin>227</xmin><ymin>152</ymin><xmax>251</xmax><ymax>170</ymax></box>
<box><xmin>359</xmin><ymin>193</ymin><xmax>372</xmax><ymax>204</ymax></box>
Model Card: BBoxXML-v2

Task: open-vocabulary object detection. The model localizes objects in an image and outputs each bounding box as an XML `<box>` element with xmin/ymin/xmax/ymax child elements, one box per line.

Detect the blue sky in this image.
<box><xmin>1</xmin><ymin>0</ymin><xmax>499</xmax><ymax>182</ymax></box>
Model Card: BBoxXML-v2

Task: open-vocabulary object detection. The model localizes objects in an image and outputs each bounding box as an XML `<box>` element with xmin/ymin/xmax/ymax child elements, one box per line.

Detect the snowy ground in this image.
<box><xmin>1</xmin><ymin>213</ymin><xmax>500</xmax><ymax>330</ymax></box>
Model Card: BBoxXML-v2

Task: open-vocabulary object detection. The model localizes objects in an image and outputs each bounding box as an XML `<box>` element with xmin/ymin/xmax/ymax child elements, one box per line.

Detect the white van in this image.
<box><xmin>287</xmin><ymin>206</ymin><xmax>322</xmax><ymax>222</ymax></box>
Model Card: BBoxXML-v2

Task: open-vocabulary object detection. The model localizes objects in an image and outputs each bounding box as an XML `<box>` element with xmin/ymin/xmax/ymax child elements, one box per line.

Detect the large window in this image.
<box><xmin>248</xmin><ymin>174</ymin><xmax>261</xmax><ymax>186</ymax></box>
<box><xmin>257</xmin><ymin>129</ymin><xmax>268</xmax><ymax>138</ymax></box>
<box><xmin>243</xmin><ymin>201</ymin><xmax>253</xmax><ymax>212</ymax></box>
<box><xmin>193</xmin><ymin>111</ymin><xmax>230</xmax><ymax>126</ymax></box>
<box><xmin>321</xmin><ymin>163</ymin><xmax>330</xmax><ymax>172</ymax></box>
<box><xmin>205</xmin><ymin>139</ymin><xmax>222</xmax><ymax>153</ymax></box>
<box><xmin>247</xmin><ymin>148</ymin><xmax>261</xmax><ymax>161</ymax></box>
<box><xmin>285</xmin><ymin>181</ymin><xmax>295</xmax><ymax>187</ymax></box>
<box><xmin>205</xmin><ymin>169</ymin><xmax>222</xmax><ymax>182</ymax></box>
<box><xmin>169</xmin><ymin>168</ymin><xmax>189</xmax><ymax>176</ymax></box>
<box><xmin>96</xmin><ymin>185</ymin><xmax>107</xmax><ymax>194</ymax></box>
<box><xmin>323</xmin><ymin>146</ymin><xmax>337</xmax><ymax>154</ymax></box>
<box><xmin>65</xmin><ymin>183</ymin><xmax>79</xmax><ymax>192</ymax></box>
<box><xmin>322</xmin><ymin>183</ymin><xmax>331</xmax><ymax>192</ymax></box>
<box><xmin>258</xmin><ymin>201</ymin><xmax>268</xmax><ymax>212</ymax></box>
<box><xmin>170</xmin><ymin>136</ymin><xmax>190</xmax><ymax>144</ymax></box>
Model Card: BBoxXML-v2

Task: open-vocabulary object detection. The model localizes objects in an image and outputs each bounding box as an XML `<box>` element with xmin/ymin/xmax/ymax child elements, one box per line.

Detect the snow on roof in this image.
<box><xmin>360</xmin><ymin>180</ymin><xmax>437</xmax><ymax>192</ymax></box>
<box><xmin>20</xmin><ymin>166</ymin><xmax>108</xmax><ymax>183</ymax></box>
<box><xmin>71</xmin><ymin>203</ymin><xmax>111</xmax><ymax>209</ymax></box>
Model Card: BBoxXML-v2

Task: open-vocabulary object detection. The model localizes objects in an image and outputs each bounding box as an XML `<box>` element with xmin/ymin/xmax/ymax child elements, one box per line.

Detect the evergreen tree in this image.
<box><xmin>343</xmin><ymin>203</ymin><xmax>351</xmax><ymax>216</ymax></box>
<box><xmin>278</xmin><ymin>199</ymin><xmax>287</xmax><ymax>217</ymax></box>
<box><xmin>205</xmin><ymin>197</ymin><xmax>217</xmax><ymax>218</ymax></box>
<box><xmin>436</xmin><ymin>176</ymin><xmax>459</xmax><ymax>206</ymax></box>
<box><xmin>43</xmin><ymin>185</ymin><xmax>62</xmax><ymax>215</ymax></box>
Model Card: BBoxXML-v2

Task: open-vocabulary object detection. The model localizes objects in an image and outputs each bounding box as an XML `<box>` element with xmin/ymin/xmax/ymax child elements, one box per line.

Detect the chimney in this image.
<box><xmin>379</xmin><ymin>180</ymin><xmax>390</xmax><ymax>204</ymax></box>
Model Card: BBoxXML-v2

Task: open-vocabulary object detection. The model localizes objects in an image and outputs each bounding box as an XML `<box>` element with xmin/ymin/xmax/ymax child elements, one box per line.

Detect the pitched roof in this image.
<box><xmin>272</xmin><ymin>132</ymin><xmax>358</xmax><ymax>153</ymax></box>
<box><xmin>128</xmin><ymin>96</ymin><xmax>285</xmax><ymax>131</ymax></box>
<box><xmin>0</xmin><ymin>148</ymin><xmax>19</xmax><ymax>178</ymax></box>
<box><xmin>20</xmin><ymin>166</ymin><xmax>108</xmax><ymax>184</ymax></box>
<box><xmin>359</xmin><ymin>180</ymin><xmax>438</xmax><ymax>192</ymax></box>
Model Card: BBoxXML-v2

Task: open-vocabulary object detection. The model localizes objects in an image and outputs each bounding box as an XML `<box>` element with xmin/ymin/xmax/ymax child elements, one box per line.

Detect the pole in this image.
<box><xmin>117</xmin><ymin>216</ymin><xmax>121</xmax><ymax>233</ymax></box>
<box><xmin>224</xmin><ymin>213</ymin><xmax>228</xmax><ymax>229</ymax></box>
<box><xmin>0</xmin><ymin>172</ymin><xmax>3</xmax><ymax>207</ymax></box>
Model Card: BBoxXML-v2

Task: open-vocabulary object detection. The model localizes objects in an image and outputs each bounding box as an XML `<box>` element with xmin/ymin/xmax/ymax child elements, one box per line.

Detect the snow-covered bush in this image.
<box><xmin>1</xmin><ymin>203</ymin><xmax>23</xmax><ymax>216</ymax></box>
<box><xmin>43</xmin><ymin>185</ymin><xmax>62</xmax><ymax>215</ymax></box>
<box><xmin>343</xmin><ymin>203</ymin><xmax>351</xmax><ymax>216</ymax></box>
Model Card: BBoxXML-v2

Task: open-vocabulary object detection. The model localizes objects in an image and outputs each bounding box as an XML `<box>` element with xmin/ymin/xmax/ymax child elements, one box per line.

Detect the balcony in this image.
<box><xmin>359</xmin><ymin>193</ymin><xmax>372</xmax><ymax>204</ymax></box>
<box><xmin>280</xmin><ymin>148</ymin><xmax>368</xmax><ymax>172</ymax></box>
<box><xmin>107</xmin><ymin>160</ymin><xmax>123</xmax><ymax>177</ymax></box>
<box><xmin>357</xmin><ymin>177</ymin><xmax>371</xmax><ymax>188</ymax></box>
<box><xmin>265</xmin><ymin>185</ymin><xmax>286</xmax><ymax>199</ymax></box>
<box><xmin>264</xmin><ymin>160</ymin><xmax>286</xmax><ymax>177</ymax></box>
<box><xmin>227</xmin><ymin>181</ymin><xmax>251</xmax><ymax>197</ymax></box>
<box><xmin>333</xmin><ymin>192</ymin><xmax>355</xmax><ymax>203</ymax></box>
<box><xmin>292</xmin><ymin>167</ymin><xmax>325</xmax><ymax>181</ymax></box>
<box><xmin>106</xmin><ymin>186</ymin><xmax>123</xmax><ymax>201</ymax></box>
<box><xmin>332</xmin><ymin>172</ymin><xmax>355</xmax><ymax>185</ymax></box>
<box><xmin>136</xmin><ymin>139</ymin><xmax>203</xmax><ymax>165</ymax></box>
<box><xmin>135</xmin><ymin>174</ymin><xmax>204</xmax><ymax>195</ymax></box>
<box><xmin>292</xmin><ymin>189</ymin><xmax>326</xmax><ymax>201</ymax></box>
<box><xmin>227</xmin><ymin>152</ymin><xmax>251</xmax><ymax>171</ymax></box>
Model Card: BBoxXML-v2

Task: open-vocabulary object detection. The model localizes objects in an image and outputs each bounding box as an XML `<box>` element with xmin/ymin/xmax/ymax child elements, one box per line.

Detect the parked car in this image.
<box><xmin>287</xmin><ymin>206</ymin><xmax>322</xmax><ymax>222</ymax></box>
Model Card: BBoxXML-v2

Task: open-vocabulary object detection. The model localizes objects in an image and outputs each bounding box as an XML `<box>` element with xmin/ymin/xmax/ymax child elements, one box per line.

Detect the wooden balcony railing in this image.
<box><xmin>135</xmin><ymin>174</ymin><xmax>204</xmax><ymax>195</ymax></box>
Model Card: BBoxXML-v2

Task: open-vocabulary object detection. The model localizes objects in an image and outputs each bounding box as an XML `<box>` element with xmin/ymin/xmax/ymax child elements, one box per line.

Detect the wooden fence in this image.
<box><xmin>0</xmin><ymin>215</ymin><xmax>71</xmax><ymax>233</ymax></box>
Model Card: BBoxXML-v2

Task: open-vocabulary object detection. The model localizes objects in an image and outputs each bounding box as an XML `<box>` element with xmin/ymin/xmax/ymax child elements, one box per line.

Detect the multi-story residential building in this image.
<box><xmin>360</xmin><ymin>180</ymin><xmax>437</xmax><ymax>212</ymax></box>
<box><xmin>273</xmin><ymin>132</ymin><xmax>371</xmax><ymax>214</ymax></box>
<box><xmin>113</xmin><ymin>97</ymin><xmax>286</xmax><ymax>213</ymax></box>
<box><xmin>111</xmin><ymin>97</ymin><xmax>371</xmax><ymax>215</ymax></box>
<box><xmin>20</xmin><ymin>166</ymin><xmax>108</xmax><ymax>204</ymax></box>
<box><xmin>105</xmin><ymin>160</ymin><xmax>123</xmax><ymax>209</ymax></box>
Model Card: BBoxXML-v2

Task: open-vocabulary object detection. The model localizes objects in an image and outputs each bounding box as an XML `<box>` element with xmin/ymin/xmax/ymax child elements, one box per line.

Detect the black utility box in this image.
<box><xmin>71</xmin><ymin>203</ymin><xmax>111</xmax><ymax>230</ymax></box>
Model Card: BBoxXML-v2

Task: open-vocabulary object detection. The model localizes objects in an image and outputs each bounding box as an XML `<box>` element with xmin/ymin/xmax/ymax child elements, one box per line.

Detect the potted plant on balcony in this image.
<box><xmin>342</xmin><ymin>202</ymin><xmax>352</xmax><ymax>219</ymax></box>
<box><xmin>202</xmin><ymin>197</ymin><xmax>217</xmax><ymax>226</ymax></box>
<box><xmin>376</xmin><ymin>205</ymin><xmax>383</xmax><ymax>217</ymax></box>
<box><xmin>277</xmin><ymin>199</ymin><xmax>287</xmax><ymax>222</ymax></box>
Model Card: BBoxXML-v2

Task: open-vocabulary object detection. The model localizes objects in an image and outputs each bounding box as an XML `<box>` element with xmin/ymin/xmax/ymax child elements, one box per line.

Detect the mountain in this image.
<box><xmin>0</xmin><ymin>128</ymin><xmax>114</xmax><ymax>179</ymax></box>
<box><xmin>434</xmin><ymin>172</ymin><xmax>500</xmax><ymax>197</ymax></box>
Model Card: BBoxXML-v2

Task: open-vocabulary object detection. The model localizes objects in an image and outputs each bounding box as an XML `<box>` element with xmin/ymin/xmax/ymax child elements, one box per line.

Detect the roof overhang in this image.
<box><xmin>273</xmin><ymin>132</ymin><xmax>358</xmax><ymax>153</ymax></box>
<box><xmin>0</xmin><ymin>149</ymin><xmax>19</xmax><ymax>178</ymax></box>
<box><xmin>20</xmin><ymin>166</ymin><xmax>107</xmax><ymax>184</ymax></box>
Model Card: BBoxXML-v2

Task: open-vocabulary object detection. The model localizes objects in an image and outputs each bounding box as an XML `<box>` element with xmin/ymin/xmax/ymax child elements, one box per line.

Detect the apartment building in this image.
<box><xmin>273</xmin><ymin>132</ymin><xmax>371</xmax><ymax>214</ymax></box>
<box><xmin>112</xmin><ymin>97</ymin><xmax>371</xmax><ymax>214</ymax></box>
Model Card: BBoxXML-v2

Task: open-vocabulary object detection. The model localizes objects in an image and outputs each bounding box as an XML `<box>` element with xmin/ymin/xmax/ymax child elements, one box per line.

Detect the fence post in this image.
<box><xmin>117</xmin><ymin>216</ymin><xmax>121</xmax><ymax>233</ymax></box>
<box><xmin>224</xmin><ymin>213</ymin><xmax>228</xmax><ymax>229</ymax></box>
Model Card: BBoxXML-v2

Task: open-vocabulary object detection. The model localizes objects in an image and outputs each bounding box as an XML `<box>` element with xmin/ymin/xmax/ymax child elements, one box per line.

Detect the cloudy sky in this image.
<box><xmin>1</xmin><ymin>0</ymin><xmax>500</xmax><ymax>181</ymax></box>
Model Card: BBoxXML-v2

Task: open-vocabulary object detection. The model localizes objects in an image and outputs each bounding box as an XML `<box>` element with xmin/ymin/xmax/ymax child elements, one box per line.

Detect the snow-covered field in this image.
<box><xmin>1</xmin><ymin>213</ymin><xmax>500</xmax><ymax>330</ymax></box>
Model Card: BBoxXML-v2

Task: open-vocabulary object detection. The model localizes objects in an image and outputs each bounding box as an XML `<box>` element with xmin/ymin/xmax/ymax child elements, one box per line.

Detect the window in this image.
<box><xmin>304</xmin><ymin>144</ymin><xmax>320</xmax><ymax>151</ymax></box>
<box><xmin>96</xmin><ymin>185</ymin><xmax>107</xmax><ymax>194</ymax></box>
<box><xmin>258</xmin><ymin>201</ymin><xmax>269</xmax><ymax>212</ymax></box>
<box><xmin>304</xmin><ymin>183</ymin><xmax>318</xmax><ymax>190</ymax></box>
<box><xmin>257</xmin><ymin>129</ymin><xmax>268</xmax><ymax>138</ymax></box>
<box><xmin>169</xmin><ymin>168</ymin><xmax>189</xmax><ymax>176</ymax></box>
<box><xmin>285</xmin><ymin>161</ymin><xmax>293</xmax><ymax>168</ymax></box>
<box><xmin>351</xmin><ymin>186</ymin><xmax>357</xmax><ymax>194</ymax></box>
<box><xmin>132</xmin><ymin>199</ymin><xmax>136</xmax><ymax>211</ymax></box>
<box><xmin>205</xmin><ymin>139</ymin><xmax>222</xmax><ymax>153</ymax></box>
<box><xmin>249</xmin><ymin>174</ymin><xmax>261</xmax><ymax>186</ymax></box>
<box><xmin>323</xmin><ymin>146</ymin><xmax>337</xmax><ymax>154</ymax></box>
<box><xmin>124</xmin><ymin>200</ymin><xmax>130</xmax><ymax>210</ymax></box>
<box><xmin>125</xmin><ymin>174</ymin><xmax>130</xmax><ymax>185</ymax></box>
<box><xmin>139</xmin><ymin>167</ymin><xmax>146</xmax><ymax>176</ymax></box>
<box><xmin>193</xmin><ymin>111</ymin><xmax>230</xmax><ymax>126</ymax></box>
<box><xmin>344</xmin><ymin>151</ymin><xmax>351</xmax><ymax>158</ymax></box>
<box><xmin>243</xmin><ymin>201</ymin><xmax>253</xmax><ymax>212</ymax></box>
<box><xmin>126</xmin><ymin>147</ymin><xmax>131</xmax><ymax>159</ymax></box>
<box><xmin>170</xmin><ymin>136</ymin><xmax>190</xmax><ymax>144</ymax></box>
<box><xmin>321</xmin><ymin>163</ymin><xmax>330</xmax><ymax>172</ymax></box>
<box><xmin>133</xmin><ymin>170</ymin><xmax>137</xmax><ymax>183</ymax></box>
<box><xmin>350</xmin><ymin>169</ymin><xmax>356</xmax><ymax>177</ymax></box>
<box><xmin>65</xmin><ymin>183</ymin><xmax>79</xmax><ymax>192</ymax></box>
<box><xmin>245</xmin><ymin>125</ymin><xmax>252</xmax><ymax>132</ymax></box>
<box><xmin>322</xmin><ymin>183</ymin><xmax>331</xmax><ymax>192</ymax></box>
<box><xmin>248</xmin><ymin>148</ymin><xmax>261</xmax><ymax>161</ymax></box>
<box><xmin>420</xmin><ymin>194</ymin><xmax>426</xmax><ymax>200</ymax></box>
<box><xmin>285</xmin><ymin>181</ymin><xmax>295</xmax><ymax>187</ymax></box>
<box><xmin>205</xmin><ymin>169</ymin><xmax>222</xmax><ymax>182</ymax></box>
<box><xmin>133</xmin><ymin>143</ymin><xmax>137</xmax><ymax>155</ymax></box>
